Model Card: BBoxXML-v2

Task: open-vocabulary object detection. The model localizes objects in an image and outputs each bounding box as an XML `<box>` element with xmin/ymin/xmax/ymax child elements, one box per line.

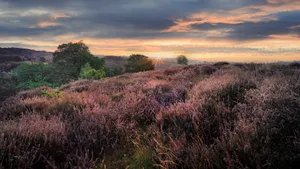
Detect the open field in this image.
<box><xmin>0</xmin><ymin>63</ymin><xmax>300</xmax><ymax>169</ymax></box>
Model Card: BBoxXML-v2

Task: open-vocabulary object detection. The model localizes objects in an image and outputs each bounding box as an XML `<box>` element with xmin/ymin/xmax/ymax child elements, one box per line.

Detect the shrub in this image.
<box><xmin>79</xmin><ymin>63</ymin><xmax>105</xmax><ymax>80</ymax></box>
<box><xmin>153</xmin><ymin>83</ymin><xmax>187</xmax><ymax>106</ymax></box>
<box><xmin>105</xmin><ymin>67</ymin><xmax>123</xmax><ymax>77</ymax></box>
<box><xmin>289</xmin><ymin>62</ymin><xmax>300</xmax><ymax>69</ymax></box>
<box><xmin>40</xmin><ymin>89</ymin><xmax>63</xmax><ymax>98</ymax></box>
<box><xmin>12</xmin><ymin>62</ymin><xmax>56</xmax><ymax>90</ymax></box>
<box><xmin>200</xmin><ymin>65</ymin><xmax>217</xmax><ymax>75</ymax></box>
<box><xmin>163</xmin><ymin>67</ymin><xmax>181</xmax><ymax>76</ymax></box>
<box><xmin>0</xmin><ymin>115</ymin><xmax>66</xmax><ymax>169</ymax></box>
<box><xmin>213</xmin><ymin>61</ymin><xmax>230</xmax><ymax>67</ymax></box>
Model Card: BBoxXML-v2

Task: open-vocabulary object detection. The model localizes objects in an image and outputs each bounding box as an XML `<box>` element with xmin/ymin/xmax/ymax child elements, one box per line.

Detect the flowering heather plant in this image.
<box><xmin>0</xmin><ymin>63</ymin><xmax>300</xmax><ymax>169</ymax></box>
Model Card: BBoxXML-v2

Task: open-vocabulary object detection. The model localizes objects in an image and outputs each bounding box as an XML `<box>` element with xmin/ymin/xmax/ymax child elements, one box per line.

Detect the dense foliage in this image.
<box><xmin>53</xmin><ymin>41</ymin><xmax>105</xmax><ymax>83</ymax></box>
<box><xmin>177</xmin><ymin>55</ymin><xmax>188</xmax><ymax>65</ymax></box>
<box><xmin>12</xmin><ymin>62</ymin><xmax>56</xmax><ymax>90</ymax></box>
<box><xmin>0</xmin><ymin>42</ymin><xmax>161</xmax><ymax>103</ymax></box>
<box><xmin>1</xmin><ymin>63</ymin><xmax>299</xmax><ymax>169</ymax></box>
<box><xmin>80</xmin><ymin>63</ymin><xmax>106</xmax><ymax>80</ymax></box>
<box><xmin>125</xmin><ymin>54</ymin><xmax>155</xmax><ymax>73</ymax></box>
<box><xmin>0</xmin><ymin>72</ymin><xmax>17</xmax><ymax>102</ymax></box>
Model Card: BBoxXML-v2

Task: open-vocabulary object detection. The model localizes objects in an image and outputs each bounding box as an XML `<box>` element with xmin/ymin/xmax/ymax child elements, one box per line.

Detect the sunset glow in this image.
<box><xmin>0</xmin><ymin>0</ymin><xmax>300</xmax><ymax>62</ymax></box>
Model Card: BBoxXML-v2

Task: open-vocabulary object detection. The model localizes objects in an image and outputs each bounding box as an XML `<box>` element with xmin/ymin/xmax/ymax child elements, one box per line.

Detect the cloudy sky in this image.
<box><xmin>0</xmin><ymin>0</ymin><xmax>300</xmax><ymax>62</ymax></box>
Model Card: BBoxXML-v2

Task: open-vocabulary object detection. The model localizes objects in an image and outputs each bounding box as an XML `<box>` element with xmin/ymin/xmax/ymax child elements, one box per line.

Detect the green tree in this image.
<box><xmin>177</xmin><ymin>55</ymin><xmax>188</xmax><ymax>65</ymax></box>
<box><xmin>125</xmin><ymin>54</ymin><xmax>154</xmax><ymax>73</ymax></box>
<box><xmin>80</xmin><ymin>63</ymin><xmax>105</xmax><ymax>80</ymax></box>
<box><xmin>52</xmin><ymin>41</ymin><xmax>94</xmax><ymax>80</ymax></box>
<box><xmin>12</xmin><ymin>62</ymin><xmax>55</xmax><ymax>90</ymax></box>
<box><xmin>90</xmin><ymin>56</ymin><xmax>105</xmax><ymax>70</ymax></box>
<box><xmin>52</xmin><ymin>41</ymin><xmax>106</xmax><ymax>83</ymax></box>
<box><xmin>105</xmin><ymin>67</ymin><xmax>123</xmax><ymax>77</ymax></box>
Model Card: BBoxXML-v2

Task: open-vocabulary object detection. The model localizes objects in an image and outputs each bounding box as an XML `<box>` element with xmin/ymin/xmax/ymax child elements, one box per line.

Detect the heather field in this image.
<box><xmin>1</xmin><ymin>63</ymin><xmax>300</xmax><ymax>169</ymax></box>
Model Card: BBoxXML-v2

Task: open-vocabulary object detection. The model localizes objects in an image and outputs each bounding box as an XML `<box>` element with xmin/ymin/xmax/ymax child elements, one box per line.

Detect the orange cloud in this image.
<box><xmin>30</xmin><ymin>12</ymin><xmax>70</xmax><ymax>28</ymax></box>
<box><xmin>165</xmin><ymin>1</ymin><xmax>300</xmax><ymax>32</ymax></box>
<box><xmin>267</xmin><ymin>0</ymin><xmax>296</xmax><ymax>4</ymax></box>
<box><xmin>36</xmin><ymin>21</ymin><xmax>62</xmax><ymax>28</ymax></box>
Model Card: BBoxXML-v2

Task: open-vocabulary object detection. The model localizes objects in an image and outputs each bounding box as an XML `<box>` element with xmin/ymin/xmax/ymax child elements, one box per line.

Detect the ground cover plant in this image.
<box><xmin>0</xmin><ymin>63</ymin><xmax>299</xmax><ymax>169</ymax></box>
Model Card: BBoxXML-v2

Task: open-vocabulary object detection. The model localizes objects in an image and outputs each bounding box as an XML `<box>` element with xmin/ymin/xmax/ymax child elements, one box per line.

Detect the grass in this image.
<box><xmin>0</xmin><ymin>63</ymin><xmax>300</xmax><ymax>168</ymax></box>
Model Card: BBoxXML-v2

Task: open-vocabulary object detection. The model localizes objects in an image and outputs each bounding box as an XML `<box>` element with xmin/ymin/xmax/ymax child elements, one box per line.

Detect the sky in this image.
<box><xmin>0</xmin><ymin>0</ymin><xmax>300</xmax><ymax>62</ymax></box>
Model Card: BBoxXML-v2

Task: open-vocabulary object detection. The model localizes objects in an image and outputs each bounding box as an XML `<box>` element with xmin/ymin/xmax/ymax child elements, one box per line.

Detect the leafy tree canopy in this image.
<box><xmin>125</xmin><ymin>54</ymin><xmax>154</xmax><ymax>73</ymax></box>
<box><xmin>12</xmin><ymin>62</ymin><xmax>55</xmax><ymax>90</ymax></box>
<box><xmin>53</xmin><ymin>41</ymin><xmax>92</xmax><ymax>66</ymax></box>
<box><xmin>80</xmin><ymin>63</ymin><xmax>105</xmax><ymax>80</ymax></box>
<box><xmin>52</xmin><ymin>41</ymin><xmax>105</xmax><ymax>81</ymax></box>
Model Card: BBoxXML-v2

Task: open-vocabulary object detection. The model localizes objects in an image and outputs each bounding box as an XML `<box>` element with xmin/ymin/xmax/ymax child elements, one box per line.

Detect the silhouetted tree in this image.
<box><xmin>125</xmin><ymin>54</ymin><xmax>154</xmax><ymax>73</ymax></box>
<box><xmin>177</xmin><ymin>55</ymin><xmax>188</xmax><ymax>65</ymax></box>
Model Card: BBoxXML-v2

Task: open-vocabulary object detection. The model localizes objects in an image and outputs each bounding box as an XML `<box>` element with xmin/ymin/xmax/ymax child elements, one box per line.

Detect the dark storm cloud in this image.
<box><xmin>0</xmin><ymin>43</ymin><xmax>55</xmax><ymax>49</ymax></box>
<box><xmin>1</xmin><ymin>0</ymin><xmax>267</xmax><ymax>11</ymax></box>
<box><xmin>0</xmin><ymin>12</ymin><xmax>57</xmax><ymax>28</ymax></box>
<box><xmin>191</xmin><ymin>10</ymin><xmax>300</xmax><ymax>40</ymax></box>
<box><xmin>0</xmin><ymin>0</ymin><xmax>296</xmax><ymax>40</ymax></box>
<box><xmin>59</xmin><ymin>10</ymin><xmax>176</xmax><ymax>31</ymax></box>
<box><xmin>0</xmin><ymin>25</ymin><xmax>66</xmax><ymax>37</ymax></box>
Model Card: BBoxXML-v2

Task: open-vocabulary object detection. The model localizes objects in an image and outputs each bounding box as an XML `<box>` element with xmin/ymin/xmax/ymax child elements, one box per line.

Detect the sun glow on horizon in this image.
<box><xmin>1</xmin><ymin>0</ymin><xmax>300</xmax><ymax>62</ymax></box>
<box><xmin>153</xmin><ymin>56</ymin><xmax>165</xmax><ymax>65</ymax></box>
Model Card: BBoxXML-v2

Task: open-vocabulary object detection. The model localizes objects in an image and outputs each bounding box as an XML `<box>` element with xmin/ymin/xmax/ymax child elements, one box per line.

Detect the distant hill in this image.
<box><xmin>103</xmin><ymin>56</ymin><xmax>127</xmax><ymax>71</ymax></box>
<box><xmin>103</xmin><ymin>56</ymin><xmax>185</xmax><ymax>71</ymax></box>
<box><xmin>0</xmin><ymin>47</ymin><xmax>53</xmax><ymax>72</ymax></box>
<box><xmin>102</xmin><ymin>56</ymin><xmax>203</xmax><ymax>71</ymax></box>
<box><xmin>0</xmin><ymin>47</ymin><xmax>53</xmax><ymax>63</ymax></box>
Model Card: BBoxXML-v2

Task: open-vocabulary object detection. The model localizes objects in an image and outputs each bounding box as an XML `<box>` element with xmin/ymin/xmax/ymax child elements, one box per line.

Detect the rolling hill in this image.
<box><xmin>1</xmin><ymin>63</ymin><xmax>299</xmax><ymax>168</ymax></box>
<box><xmin>0</xmin><ymin>47</ymin><xmax>53</xmax><ymax>72</ymax></box>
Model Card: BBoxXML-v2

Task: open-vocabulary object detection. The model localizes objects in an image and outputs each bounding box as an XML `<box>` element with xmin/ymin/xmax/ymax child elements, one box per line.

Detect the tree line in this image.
<box><xmin>0</xmin><ymin>41</ymin><xmax>189</xmax><ymax>101</ymax></box>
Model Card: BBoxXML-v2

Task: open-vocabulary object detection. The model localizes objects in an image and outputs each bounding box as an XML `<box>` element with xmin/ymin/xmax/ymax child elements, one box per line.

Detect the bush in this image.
<box><xmin>200</xmin><ymin>65</ymin><xmax>217</xmax><ymax>75</ymax></box>
<box><xmin>40</xmin><ymin>89</ymin><xmax>63</xmax><ymax>98</ymax></box>
<box><xmin>105</xmin><ymin>67</ymin><xmax>123</xmax><ymax>77</ymax></box>
<box><xmin>289</xmin><ymin>62</ymin><xmax>300</xmax><ymax>69</ymax></box>
<box><xmin>12</xmin><ymin>62</ymin><xmax>56</xmax><ymax>90</ymax></box>
<box><xmin>79</xmin><ymin>63</ymin><xmax>105</xmax><ymax>80</ymax></box>
<box><xmin>0</xmin><ymin>115</ymin><xmax>66</xmax><ymax>169</ymax></box>
<box><xmin>213</xmin><ymin>61</ymin><xmax>230</xmax><ymax>67</ymax></box>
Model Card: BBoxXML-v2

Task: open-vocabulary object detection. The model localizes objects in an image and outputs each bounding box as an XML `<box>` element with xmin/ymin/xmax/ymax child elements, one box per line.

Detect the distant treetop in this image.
<box><xmin>125</xmin><ymin>54</ymin><xmax>155</xmax><ymax>73</ymax></box>
<box><xmin>177</xmin><ymin>55</ymin><xmax>188</xmax><ymax>65</ymax></box>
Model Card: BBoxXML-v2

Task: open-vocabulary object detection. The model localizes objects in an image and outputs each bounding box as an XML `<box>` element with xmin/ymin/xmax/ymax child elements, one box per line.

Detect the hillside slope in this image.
<box><xmin>0</xmin><ymin>63</ymin><xmax>300</xmax><ymax>169</ymax></box>
<box><xmin>103</xmin><ymin>56</ymin><xmax>126</xmax><ymax>71</ymax></box>
<box><xmin>0</xmin><ymin>47</ymin><xmax>53</xmax><ymax>72</ymax></box>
